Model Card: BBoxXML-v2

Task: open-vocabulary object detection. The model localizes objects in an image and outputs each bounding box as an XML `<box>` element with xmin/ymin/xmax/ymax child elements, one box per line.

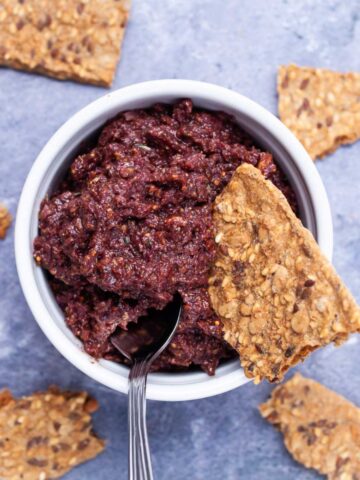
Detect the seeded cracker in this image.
<box><xmin>278</xmin><ymin>64</ymin><xmax>360</xmax><ymax>159</ymax></box>
<box><xmin>208</xmin><ymin>164</ymin><xmax>360</xmax><ymax>383</ymax></box>
<box><xmin>0</xmin><ymin>204</ymin><xmax>12</xmax><ymax>239</ymax></box>
<box><xmin>0</xmin><ymin>387</ymin><xmax>104</xmax><ymax>479</ymax></box>
<box><xmin>0</xmin><ymin>0</ymin><xmax>130</xmax><ymax>87</ymax></box>
<box><xmin>260</xmin><ymin>374</ymin><xmax>360</xmax><ymax>479</ymax></box>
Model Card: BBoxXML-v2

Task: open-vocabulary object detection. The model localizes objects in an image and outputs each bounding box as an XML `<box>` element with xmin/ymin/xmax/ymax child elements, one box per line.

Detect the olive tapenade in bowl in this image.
<box><xmin>15</xmin><ymin>80</ymin><xmax>333</xmax><ymax>401</ymax></box>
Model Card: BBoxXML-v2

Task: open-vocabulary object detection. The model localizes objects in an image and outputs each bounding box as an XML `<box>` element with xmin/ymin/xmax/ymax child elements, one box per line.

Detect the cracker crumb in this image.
<box><xmin>260</xmin><ymin>373</ymin><xmax>360</xmax><ymax>479</ymax></box>
<box><xmin>0</xmin><ymin>204</ymin><xmax>12</xmax><ymax>239</ymax></box>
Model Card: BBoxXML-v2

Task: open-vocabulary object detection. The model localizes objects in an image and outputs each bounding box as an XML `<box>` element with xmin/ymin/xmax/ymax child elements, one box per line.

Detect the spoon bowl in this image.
<box><xmin>111</xmin><ymin>293</ymin><xmax>182</xmax><ymax>480</ymax></box>
<box><xmin>111</xmin><ymin>292</ymin><xmax>182</xmax><ymax>363</ymax></box>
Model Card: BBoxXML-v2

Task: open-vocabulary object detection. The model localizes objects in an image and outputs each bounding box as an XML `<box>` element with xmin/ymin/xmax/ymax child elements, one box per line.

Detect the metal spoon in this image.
<box><xmin>111</xmin><ymin>293</ymin><xmax>182</xmax><ymax>480</ymax></box>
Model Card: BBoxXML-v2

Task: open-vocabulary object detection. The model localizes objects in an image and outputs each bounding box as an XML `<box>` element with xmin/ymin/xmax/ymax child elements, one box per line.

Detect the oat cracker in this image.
<box><xmin>278</xmin><ymin>64</ymin><xmax>360</xmax><ymax>159</ymax></box>
<box><xmin>0</xmin><ymin>387</ymin><xmax>105</xmax><ymax>479</ymax></box>
<box><xmin>0</xmin><ymin>204</ymin><xmax>12</xmax><ymax>239</ymax></box>
<box><xmin>0</xmin><ymin>0</ymin><xmax>130</xmax><ymax>86</ymax></box>
<box><xmin>208</xmin><ymin>164</ymin><xmax>360</xmax><ymax>383</ymax></box>
<box><xmin>260</xmin><ymin>373</ymin><xmax>360</xmax><ymax>479</ymax></box>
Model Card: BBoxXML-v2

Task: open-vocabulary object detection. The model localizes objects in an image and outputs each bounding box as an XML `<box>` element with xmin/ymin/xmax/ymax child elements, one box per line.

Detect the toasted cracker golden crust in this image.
<box><xmin>260</xmin><ymin>373</ymin><xmax>360</xmax><ymax>479</ymax></box>
<box><xmin>208</xmin><ymin>164</ymin><xmax>360</xmax><ymax>383</ymax></box>
<box><xmin>278</xmin><ymin>64</ymin><xmax>360</xmax><ymax>160</ymax></box>
<box><xmin>0</xmin><ymin>204</ymin><xmax>12</xmax><ymax>239</ymax></box>
<box><xmin>0</xmin><ymin>0</ymin><xmax>130</xmax><ymax>86</ymax></box>
<box><xmin>0</xmin><ymin>387</ymin><xmax>104</xmax><ymax>479</ymax></box>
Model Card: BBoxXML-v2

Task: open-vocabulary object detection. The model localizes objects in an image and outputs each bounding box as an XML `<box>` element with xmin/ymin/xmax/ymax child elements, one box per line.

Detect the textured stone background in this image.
<box><xmin>0</xmin><ymin>0</ymin><xmax>359</xmax><ymax>478</ymax></box>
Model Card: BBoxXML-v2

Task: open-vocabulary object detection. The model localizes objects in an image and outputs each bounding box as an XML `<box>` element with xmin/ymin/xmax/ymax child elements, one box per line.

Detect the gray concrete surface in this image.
<box><xmin>0</xmin><ymin>0</ymin><xmax>359</xmax><ymax>478</ymax></box>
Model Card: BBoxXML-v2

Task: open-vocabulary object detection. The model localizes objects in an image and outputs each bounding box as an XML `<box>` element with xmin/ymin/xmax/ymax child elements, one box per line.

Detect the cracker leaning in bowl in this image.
<box><xmin>260</xmin><ymin>373</ymin><xmax>360</xmax><ymax>479</ymax></box>
<box><xmin>0</xmin><ymin>0</ymin><xmax>130</xmax><ymax>86</ymax></box>
<box><xmin>208</xmin><ymin>163</ymin><xmax>360</xmax><ymax>383</ymax></box>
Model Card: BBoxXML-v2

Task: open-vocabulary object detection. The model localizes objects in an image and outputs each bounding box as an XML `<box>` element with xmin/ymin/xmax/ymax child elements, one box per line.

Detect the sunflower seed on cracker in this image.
<box><xmin>208</xmin><ymin>163</ymin><xmax>360</xmax><ymax>383</ymax></box>
<box><xmin>0</xmin><ymin>387</ymin><xmax>105</xmax><ymax>479</ymax></box>
<box><xmin>278</xmin><ymin>64</ymin><xmax>360</xmax><ymax>160</ymax></box>
<box><xmin>0</xmin><ymin>204</ymin><xmax>12</xmax><ymax>239</ymax></box>
<box><xmin>0</xmin><ymin>0</ymin><xmax>130</xmax><ymax>87</ymax></box>
<box><xmin>259</xmin><ymin>373</ymin><xmax>360</xmax><ymax>479</ymax></box>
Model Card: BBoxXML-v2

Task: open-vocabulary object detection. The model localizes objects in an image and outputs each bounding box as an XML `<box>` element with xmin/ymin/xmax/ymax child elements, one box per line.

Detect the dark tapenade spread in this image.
<box><xmin>34</xmin><ymin>99</ymin><xmax>297</xmax><ymax>375</ymax></box>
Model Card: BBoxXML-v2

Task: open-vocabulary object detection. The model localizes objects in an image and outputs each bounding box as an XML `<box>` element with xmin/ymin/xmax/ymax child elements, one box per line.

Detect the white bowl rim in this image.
<box><xmin>15</xmin><ymin>79</ymin><xmax>333</xmax><ymax>401</ymax></box>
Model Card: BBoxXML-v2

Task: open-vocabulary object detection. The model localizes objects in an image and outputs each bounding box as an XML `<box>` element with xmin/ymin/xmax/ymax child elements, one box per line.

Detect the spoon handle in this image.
<box><xmin>129</xmin><ymin>359</ymin><xmax>154</xmax><ymax>480</ymax></box>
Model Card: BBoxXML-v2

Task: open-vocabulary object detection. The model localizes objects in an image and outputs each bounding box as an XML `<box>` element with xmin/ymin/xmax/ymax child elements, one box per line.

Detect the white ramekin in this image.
<box><xmin>15</xmin><ymin>80</ymin><xmax>333</xmax><ymax>401</ymax></box>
